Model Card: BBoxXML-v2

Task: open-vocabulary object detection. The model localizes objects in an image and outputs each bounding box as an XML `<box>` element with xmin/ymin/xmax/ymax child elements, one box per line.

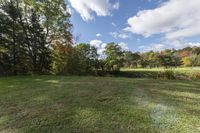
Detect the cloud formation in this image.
<box><xmin>119</xmin><ymin>42</ymin><xmax>129</xmax><ymax>51</ymax></box>
<box><xmin>90</xmin><ymin>40</ymin><xmax>107</xmax><ymax>57</ymax></box>
<box><xmin>69</xmin><ymin>0</ymin><xmax>119</xmax><ymax>21</ymax></box>
<box><xmin>139</xmin><ymin>44</ymin><xmax>166</xmax><ymax>52</ymax></box>
<box><xmin>90</xmin><ymin>40</ymin><xmax>103</xmax><ymax>48</ymax></box>
<box><xmin>96</xmin><ymin>33</ymin><xmax>102</xmax><ymax>37</ymax></box>
<box><xmin>109</xmin><ymin>32</ymin><xmax>129</xmax><ymax>39</ymax></box>
<box><xmin>90</xmin><ymin>40</ymin><xmax>129</xmax><ymax>57</ymax></box>
<box><xmin>139</xmin><ymin>41</ymin><xmax>200</xmax><ymax>52</ymax></box>
<box><xmin>111</xmin><ymin>22</ymin><xmax>116</xmax><ymax>27</ymax></box>
<box><xmin>125</xmin><ymin>0</ymin><xmax>200</xmax><ymax>40</ymax></box>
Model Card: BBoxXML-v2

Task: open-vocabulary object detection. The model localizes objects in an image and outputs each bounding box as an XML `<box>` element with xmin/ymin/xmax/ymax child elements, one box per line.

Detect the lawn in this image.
<box><xmin>1</xmin><ymin>76</ymin><xmax>200</xmax><ymax>132</ymax></box>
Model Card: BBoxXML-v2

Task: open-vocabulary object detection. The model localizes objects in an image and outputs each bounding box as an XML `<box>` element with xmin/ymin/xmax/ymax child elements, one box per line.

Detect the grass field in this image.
<box><xmin>121</xmin><ymin>67</ymin><xmax>200</xmax><ymax>79</ymax></box>
<box><xmin>1</xmin><ymin>76</ymin><xmax>200</xmax><ymax>132</ymax></box>
<box><xmin>122</xmin><ymin>67</ymin><xmax>200</xmax><ymax>73</ymax></box>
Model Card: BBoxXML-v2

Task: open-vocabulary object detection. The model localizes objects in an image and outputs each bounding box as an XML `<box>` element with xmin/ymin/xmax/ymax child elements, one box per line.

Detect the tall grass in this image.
<box><xmin>121</xmin><ymin>67</ymin><xmax>200</xmax><ymax>80</ymax></box>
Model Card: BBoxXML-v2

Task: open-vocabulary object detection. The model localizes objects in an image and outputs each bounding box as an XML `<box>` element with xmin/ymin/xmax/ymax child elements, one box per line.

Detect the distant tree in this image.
<box><xmin>190</xmin><ymin>54</ymin><xmax>200</xmax><ymax>67</ymax></box>
<box><xmin>124</xmin><ymin>51</ymin><xmax>141</xmax><ymax>68</ymax></box>
<box><xmin>192</xmin><ymin>47</ymin><xmax>200</xmax><ymax>55</ymax></box>
<box><xmin>74</xmin><ymin>43</ymin><xmax>99</xmax><ymax>74</ymax></box>
<box><xmin>51</xmin><ymin>41</ymin><xmax>75</xmax><ymax>75</ymax></box>
<box><xmin>98</xmin><ymin>59</ymin><xmax>106</xmax><ymax>71</ymax></box>
<box><xmin>139</xmin><ymin>51</ymin><xmax>160</xmax><ymax>68</ymax></box>
<box><xmin>147</xmin><ymin>51</ymin><xmax>160</xmax><ymax>68</ymax></box>
<box><xmin>159</xmin><ymin>55</ymin><xmax>173</xmax><ymax>68</ymax></box>
<box><xmin>182</xmin><ymin>57</ymin><xmax>192</xmax><ymax>67</ymax></box>
<box><xmin>190</xmin><ymin>47</ymin><xmax>200</xmax><ymax>67</ymax></box>
<box><xmin>159</xmin><ymin>54</ymin><xmax>182</xmax><ymax>68</ymax></box>
<box><xmin>161</xmin><ymin>49</ymin><xmax>172</xmax><ymax>55</ymax></box>
<box><xmin>177</xmin><ymin>49</ymin><xmax>192</xmax><ymax>58</ymax></box>
<box><xmin>104</xmin><ymin>43</ymin><xmax>124</xmax><ymax>71</ymax></box>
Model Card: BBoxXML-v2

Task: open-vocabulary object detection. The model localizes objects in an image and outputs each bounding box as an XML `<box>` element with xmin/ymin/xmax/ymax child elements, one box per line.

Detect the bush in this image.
<box><xmin>196</xmin><ymin>73</ymin><xmax>200</xmax><ymax>80</ymax></box>
<box><xmin>160</xmin><ymin>70</ymin><xmax>175</xmax><ymax>80</ymax></box>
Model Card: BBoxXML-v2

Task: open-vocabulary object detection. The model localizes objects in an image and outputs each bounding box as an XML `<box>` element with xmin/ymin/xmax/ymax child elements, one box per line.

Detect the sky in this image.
<box><xmin>67</xmin><ymin>0</ymin><xmax>200</xmax><ymax>53</ymax></box>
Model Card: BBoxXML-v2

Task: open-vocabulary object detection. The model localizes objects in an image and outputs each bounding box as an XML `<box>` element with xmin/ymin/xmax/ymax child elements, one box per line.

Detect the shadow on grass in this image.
<box><xmin>0</xmin><ymin>76</ymin><xmax>155</xmax><ymax>132</ymax></box>
<box><xmin>1</xmin><ymin>76</ymin><xmax>200</xmax><ymax>132</ymax></box>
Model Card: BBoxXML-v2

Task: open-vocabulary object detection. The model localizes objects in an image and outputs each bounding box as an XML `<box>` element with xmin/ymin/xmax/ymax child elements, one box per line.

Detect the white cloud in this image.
<box><xmin>67</xmin><ymin>5</ymin><xmax>73</xmax><ymax>15</ymax></box>
<box><xmin>111</xmin><ymin>22</ymin><xmax>116</xmax><ymax>27</ymax></box>
<box><xmin>110</xmin><ymin>32</ymin><xmax>129</xmax><ymax>39</ymax></box>
<box><xmin>68</xmin><ymin>0</ymin><xmax>120</xmax><ymax>21</ymax></box>
<box><xmin>139</xmin><ymin>41</ymin><xmax>200</xmax><ymax>52</ymax></box>
<box><xmin>169</xmin><ymin>41</ymin><xmax>200</xmax><ymax>49</ymax></box>
<box><xmin>137</xmin><ymin>38</ymin><xmax>141</xmax><ymax>42</ymax></box>
<box><xmin>125</xmin><ymin>0</ymin><xmax>200</xmax><ymax>40</ymax></box>
<box><xmin>101</xmin><ymin>43</ymin><xmax>107</xmax><ymax>48</ymax></box>
<box><xmin>119</xmin><ymin>42</ymin><xmax>129</xmax><ymax>51</ymax></box>
<box><xmin>118</xmin><ymin>34</ymin><xmax>129</xmax><ymax>39</ymax></box>
<box><xmin>186</xmin><ymin>42</ymin><xmax>200</xmax><ymax>47</ymax></box>
<box><xmin>109</xmin><ymin>32</ymin><xmax>118</xmax><ymax>38</ymax></box>
<box><xmin>89</xmin><ymin>40</ymin><xmax>129</xmax><ymax>57</ymax></box>
<box><xmin>139</xmin><ymin>43</ymin><xmax>166</xmax><ymax>52</ymax></box>
<box><xmin>96</xmin><ymin>33</ymin><xmax>102</xmax><ymax>37</ymax></box>
<box><xmin>90</xmin><ymin>40</ymin><xmax>102</xmax><ymax>48</ymax></box>
<box><xmin>89</xmin><ymin>40</ymin><xmax>107</xmax><ymax>58</ymax></box>
<box><xmin>112</xmin><ymin>2</ymin><xmax>120</xmax><ymax>10</ymax></box>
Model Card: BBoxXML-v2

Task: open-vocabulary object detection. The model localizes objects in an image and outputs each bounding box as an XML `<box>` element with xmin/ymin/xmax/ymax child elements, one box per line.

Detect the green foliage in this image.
<box><xmin>74</xmin><ymin>43</ymin><xmax>99</xmax><ymax>74</ymax></box>
<box><xmin>190</xmin><ymin>54</ymin><xmax>200</xmax><ymax>67</ymax></box>
<box><xmin>124</xmin><ymin>51</ymin><xmax>141</xmax><ymax>68</ymax></box>
<box><xmin>121</xmin><ymin>68</ymin><xmax>200</xmax><ymax>80</ymax></box>
<box><xmin>0</xmin><ymin>0</ymin><xmax>72</xmax><ymax>75</ymax></box>
<box><xmin>161</xmin><ymin>70</ymin><xmax>175</xmax><ymax>80</ymax></box>
<box><xmin>104</xmin><ymin>43</ymin><xmax>124</xmax><ymax>71</ymax></box>
<box><xmin>141</xmin><ymin>51</ymin><xmax>160</xmax><ymax>68</ymax></box>
<box><xmin>158</xmin><ymin>54</ymin><xmax>182</xmax><ymax>68</ymax></box>
<box><xmin>192</xmin><ymin>47</ymin><xmax>200</xmax><ymax>55</ymax></box>
<box><xmin>182</xmin><ymin>57</ymin><xmax>192</xmax><ymax>67</ymax></box>
<box><xmin>0</xmin><ymin>0</ymin><xmax>26</xmax><ymax>74</ymax></box>
<box><xmin>51</xmin><ymin>42</ymin><xmax>74</xmax><ymax>75</ymax></box>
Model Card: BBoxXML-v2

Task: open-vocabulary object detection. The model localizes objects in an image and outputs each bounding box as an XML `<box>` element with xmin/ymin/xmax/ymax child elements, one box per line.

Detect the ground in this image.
<box><xmin>0</xmin><ymin>76</ymin><xmax>200</xmax><ymax>133</ymax></box>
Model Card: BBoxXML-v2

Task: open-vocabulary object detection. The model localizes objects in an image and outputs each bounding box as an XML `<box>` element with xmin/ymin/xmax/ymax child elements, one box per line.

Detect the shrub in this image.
<box><xmin>161</xmin><ymin>70</ymin><xmax>175</xmax><ymax>80</ymax></box>
<box><xmin>196</xmin><ymin>73</ymin><xmax>200</xmax><ymax>80</ymax></box>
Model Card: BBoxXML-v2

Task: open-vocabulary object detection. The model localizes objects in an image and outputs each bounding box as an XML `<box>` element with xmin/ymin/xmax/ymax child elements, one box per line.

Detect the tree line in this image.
<box><xmin>1</xmin><ymin>0</ymin><xmax>200</xmax><ymax>76</ymax></box>
<box><xmin>124</xmin><ymin>46</ymin><xmax>200</xmax><ymax>69</ymax></box>
<box><xmin>0</xmin><ymin>0</ymin><xmax>73</xmax><ymax>75</ymax></box>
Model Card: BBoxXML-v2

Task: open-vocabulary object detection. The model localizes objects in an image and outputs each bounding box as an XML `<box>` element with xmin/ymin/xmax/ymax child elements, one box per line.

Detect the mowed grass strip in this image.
<box><xmin>0</xmin><ymin>76</ymin><xmax>200</xmax><ymax>133</ymax></box>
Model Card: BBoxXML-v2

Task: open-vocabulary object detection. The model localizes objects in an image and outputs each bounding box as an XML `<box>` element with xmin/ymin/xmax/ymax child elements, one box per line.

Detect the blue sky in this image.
<box><xmin>67</xmin><ymin>0</ymin><xmax>200</xmax><ymax>53</ymax></box>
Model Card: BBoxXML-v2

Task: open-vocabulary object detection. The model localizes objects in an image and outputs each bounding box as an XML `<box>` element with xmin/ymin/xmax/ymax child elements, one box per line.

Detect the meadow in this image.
<box><xmin>1</xmin><ymin>76</ymin><xmax>200</xmax><ymax>132</ymax></box>
<box><xmin>121</xmin><ymin>67</ymin><xmax>200</xmax><ymax>80</ymax></box>
<box><xmin>122</xmin><ymin>67</ymin><xmax>200</xmax><ymax>73</ymax></box>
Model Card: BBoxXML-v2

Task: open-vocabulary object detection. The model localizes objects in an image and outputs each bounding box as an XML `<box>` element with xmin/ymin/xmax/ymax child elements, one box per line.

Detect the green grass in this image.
<box><xmin>121</xmin><ymin>67</ymin><xmax>200</xmax><ymax>79</ymax></box>
<box><xmin>1</xmin><ymin>76</ymin><xmax>200</xmax><ymax>132</ymax></box>
<box><xmin>122</xmin><ymin>67</ymin><xmax>200</xmax><ymax>73</ymax></box>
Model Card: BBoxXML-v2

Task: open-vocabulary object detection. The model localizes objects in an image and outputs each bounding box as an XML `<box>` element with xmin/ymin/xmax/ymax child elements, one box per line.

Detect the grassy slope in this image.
<box><xmin>0</xmin><ymin>76</ymin><xmax>200</xmax><ymax>133</ymax></box>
